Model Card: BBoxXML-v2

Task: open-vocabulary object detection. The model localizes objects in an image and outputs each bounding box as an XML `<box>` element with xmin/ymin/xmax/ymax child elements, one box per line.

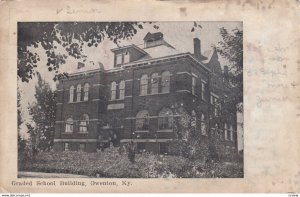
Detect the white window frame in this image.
<box><xmin>65</xmin><ymin>118</ymin><xmax>73</xmax><ymax>133</ymax></box>
<box><xmin>192</xmin><ymin>77</ymin><xmax>196</xmax><ymax>95</ymax></box>
<box><xmin>200</xmin><ymin>114</ymin><xmax>207</xmax><ymax>135</ymax></box>
<box><xmin>64</xmin><ymin>142</ymin><xmax>70</xmax><ymax>151</ymax></box>
<box><xmin>224</xmin><ymin>123</ymin><xmax>228</xmax><ymax>140</ymax></box>
<box><xmin>79</xmin><ymin>114</ymin><xmax>89</xmax><ymax>133</ymax></box>
<box><xmin>151</xmin><ymin>73</ymin><xmax>159</xmax><ymax>94</ymax></box>
<box><xmin>201</xmin><ymin>81</ymin><xmax>207</xmax><ymax>101</ymax></box>
<box><xmin>111</xmin><ymin>81</ymin><xmax>117</xmax><ymax>100</ymax></box>
<box><xmin>161</xmin><ymin>71</ymin><xmax>170</xmax><ymax>93</ymax></box>
<box><xmin>119</xmin><ymin>80</ymin><xmax>125</xmax><ymax>100</ymax></box>
<box><xmin>136</xmin><ymin>110</ymin><xmax>149</xmax><ymax>131</ymax></box>
<box><xmin>76</xmin><ymin>84</ymin><xmax>81</xmax><ymax>102</ymax></box>
<box><xmin>230</xmin><ymin>125</ymin><xmax>234</xmax><ymax>141</ymax></box>
<box><xmin>83</xmin><ymin>83</ymin><xmax>90</xmax><ymax>101</ymax></box>
<box><xmin>210</xmin><ymin>93</ymin><xmax>220</xmax><ymax>116</ymax></box>
<box><xmin>124</xmin><ymin>51</ymin><xmax>130</xmax><ymax>63</ymax></box>
<box><xmin>158</xmin><ymin>108</ymin><xmax>173</xmax><ymax>131</ymax></box>
<box><xmin>69</xmin><ymin>86</ymin><xmax>75</xmax><ymax>103</ymax></box>
<box><xmin>140</xmin><ymin>75</ymin><xmax>148</xmax><ymax>95</ymax></box>
<box><xmin>116</xmin><ymin>53</ymin><xmax>122</xmax><ymax>65</ymax></box>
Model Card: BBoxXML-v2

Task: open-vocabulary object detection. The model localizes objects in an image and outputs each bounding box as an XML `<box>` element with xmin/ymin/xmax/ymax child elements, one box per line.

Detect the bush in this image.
<box><xmin>21</xmin><ymin>146</ymin><xmax>243</xmax><ymax>178</ymax></box>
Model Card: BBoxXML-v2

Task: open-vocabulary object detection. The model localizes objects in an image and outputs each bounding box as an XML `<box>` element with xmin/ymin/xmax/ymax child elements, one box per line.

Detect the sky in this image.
<box><xmin>18</xmin><ymin>21</ymin><xmax>243</xmax><ymax>146</ymax></box>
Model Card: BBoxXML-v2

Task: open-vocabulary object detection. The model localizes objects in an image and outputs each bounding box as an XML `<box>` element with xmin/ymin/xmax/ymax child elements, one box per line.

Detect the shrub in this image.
<box><xmin>21</xmin><ymin>147</ymin><xmax>243</xmax><ymax>178</ymax></box>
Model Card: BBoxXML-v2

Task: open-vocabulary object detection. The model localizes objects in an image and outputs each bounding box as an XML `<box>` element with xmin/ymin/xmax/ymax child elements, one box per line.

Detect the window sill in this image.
<box><xmin>157</xmin><ymin>129</ymin><xmax>173</xmax><ymax>133</ymax></box>
<box><xmin>78</xmin><ymin>132</ymin><xmax>88</xmax><ymax>134</ymax></box>
<box><xmin>109</xmin><ymin>98</ymin><xmax>124</xmax><ymax>102</ymax></box>
<box><xmin>62</xmin><ymin>132</ymin><xmax>73</xmax><ymax>134</ymax></box>
<box><xmin>68</xmin><ymin>100</ymin><xmax>89</xmax><ymax>104</ymax></box>
<box><xmin>139</xmin><ymin>92</ymin><xmax>169</xmax><ymax>97</ymax></box>
<box><xmin>135</xmin><ymin>130</ymin><xmax>149</xmax><ymax>133</ymax></box>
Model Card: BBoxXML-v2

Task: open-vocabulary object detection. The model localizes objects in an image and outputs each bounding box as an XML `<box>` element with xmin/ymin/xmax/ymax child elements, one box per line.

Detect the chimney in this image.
<box><xmin>193</xmin><ymin>38</ymin><xmax>201</xmax><ymax>60</ymax></box>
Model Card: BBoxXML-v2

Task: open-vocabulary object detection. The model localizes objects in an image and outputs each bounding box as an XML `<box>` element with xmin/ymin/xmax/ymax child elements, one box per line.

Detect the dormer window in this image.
<box><xmin>111</xmin><ymin>45</ymin><xmax>147</xmax><ymax>67</ymax></box>
<box><xmin>143</xmin><ymin>32</ymin><xmax>164</xmax><ymax>48</ymax></box>
<box><xmin>116</xmin><ymin>54</ymin><xmax>122</xmax><ymax>65</ymax></box>
<box><xmin>115</xmin><ymin>50</ymin><xmax>130</xmax><ymax>66</ymax></box>
<box><xmin>124</xmin><ymin>51</ymin><xmax>130</xmax><ymax>63</ymax></box>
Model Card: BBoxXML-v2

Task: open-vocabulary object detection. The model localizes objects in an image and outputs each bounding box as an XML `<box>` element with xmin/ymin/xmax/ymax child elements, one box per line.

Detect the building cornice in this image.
<box><xmin>64</xmin><ymin>52</ymin><xmax>211</xmax><ymax>79</ymax></box>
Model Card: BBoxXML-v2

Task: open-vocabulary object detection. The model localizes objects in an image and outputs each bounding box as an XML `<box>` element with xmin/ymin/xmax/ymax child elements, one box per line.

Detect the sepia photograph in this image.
<box><xmin>17</xmin><ymin>21</ymin><xmax>243</xmax><ymax>178</ymax></box>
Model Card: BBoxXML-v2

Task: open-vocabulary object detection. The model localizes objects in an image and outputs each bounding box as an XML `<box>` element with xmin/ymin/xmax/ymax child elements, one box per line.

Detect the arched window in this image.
<box><xmin>161</xmin><ymin>71</ymin><xmax>170</xmax><ymax>93</ymax></box>
<box><xmin>111</xmin><ymin>81</ymin><xmax>117</xmax><ymax>100</ymax></box>
<box><xmin>65</xmin><ymin>118</ymin><xmax>73</xmax><ymax>133</ymax></box>
<box><xmin>69</xmin><ymin>86</ymin><xmax>75</xmax><ymax>102</ymax></box>
<box><xmin>230</xmin><ymin>125</ymin><xmax>234</xmax><ymax>141</ymax></box>
<box><xmin>76</xmin><ymin>84</ymin><xmax>82</xmax><ymax>102</ymax></box>
<box><xmin>83</xmin><ymin>83</ymin><xmax>90</xmax><ymax>101</ymax></box>
<box><xmin>140</xmin><ymin>74</ymin><xmax>148</xmax><ymax>95</ymax></box>
<box><xmin>158</xmin><ymin>108</ymin><xmax>173</xmax><ymax>130</ymax></box>
<box><xmin>151</xmin><ymin>73</ymin><xmax>159</xmax><ymax>94</ymax></box>
<box><xmin>119</xmin><ymin>80</ymin><xmax>125</xmax><ymax>100</ymax></box>
<box><xmin>200</xmin><ymin>114</ymin><xmax>207</xmax><ymax>135</ymax></box>
<box><xmin>224</xmin><ymin>123</ymin><xmax>228</xmax><ymax>140</ymax></box>
<box><xmin>79</xmin><ymin>114</ymin><xmax>89</xmax><ymax>133</ymax></box>
<box><xmin>136</xmin><ymin>110</ymin><xmax>149</xmax><ymax>131</ymax></box>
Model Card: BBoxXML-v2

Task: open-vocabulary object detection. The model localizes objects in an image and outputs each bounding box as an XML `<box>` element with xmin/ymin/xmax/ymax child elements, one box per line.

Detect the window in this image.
<box><xmin>111</xmin><ymin>81</ymin><xmax>117</xmax><ymax>100</ymax></box>
<box><xmin>65</xmin><ymin>118</ymin><xmax>73</xmax><ymax>133</ymax></box>
<box><xmin>225</xmin><ymin>123</ymin><xmax>228</xmax><ymax>140</ymax></box>
<box><xmin>119</xmin><ymin>80</ymin><xmax>125</xmax><ymax>99</ymax></box>
<box><xmin>210</xmin><ymin>94</ymin><xmax>220</xmax><ymax>116</ymax></box>
<box><xmin>69</xmin><ymin>86</ymin><xmax>75</xmax><ymax>102</ymax></box>
<box><xmin>124</xmin><ymin>51</ymin><xmax>130</xmax><ymax>63</ymax></box>
<box><xmin>151</xmin><ymin>73</ymin><xmax>159</xmax><ymax>94</ymax></box>
<box><xmin>219</xmin><ymin>124</ymin><xmax>224</xmax><ymax>139</ymax></box>
<box><xmin>159</xmin><ymin>143</ymin><xmax>169</xmax><ymax>154</ymax></box>
<box><xmin>230</xmin><ymin>125</ymin><xmax>234</xmax><ymax>141</ymax></box>
<box><xmin>136</xmin><ymin>110</ymin><xmax>149</xmax><ymax>131</ymax></box>
<box><xmin>64</xmin><ymin>143</ymin><xmax>70</xmax><ymax>151</ymax></box>
<box><xmin>201</xmin><ymin>81</ymin><xmax>207</xmax><ymax>100</ymax></box>
<box><xmin>192</xmin><ymin>77</ymin><xmax>196</xmax><ymax>95</ymax></box>
<box><xmin>137</xmin><ymin>143</ymin><xmax>146</xmax><ymax>153</ymax></box>
<box><xmin>158</xmin><ymin>108</ymin><xmax>173</xmax><ymax>130</ymax></box>
<box><xmin>79</xmin><ymin>114</ymin><xmax>89</xmax><ymax>133</ymax></box>
<box><xmin>211</xmin><ymin>123</ymin><xmax>216</xmax><ymax>137</ymax></box>
<box><xmin>200</xmin><ymin>114</ymin><xmax>207</xmax><ymax>135</ymax></box>
<box><xmin>161</xmin><ymin>71</ymin><xmax>170</xmax><ymax>93</ymax></box>
<box><xmin>215</xmin><ymin>123</ymin><xmax>219</xmax><ymax>138</ymax></box>
<box><xmin>83</xmin><ymin>83</ymin><xmax>90</xmax><ymax>101</ymax></box>
<box><xmin>140</xmin><ymin>75</ymin><xmax>148</xmax><ymax>95</ymax></box>
<box><xmin>79</xmin><ymin>143</ymin><xmax>85</xmax><ymax>152</ymax></box>
<box><xmin>111</xmin><ymin>117</ymin><xmax>122</xmax><ymax>128</ymax></box>
<box><xmin>191</xmin><ymin>110</ymin><xmax>197</xmax><ymax>128</ymax></box>
<box><xmin>116</xmin><ymin>53</ymin><xmax>122</xmax><ymax>65</ymax></box>
<box><xmin>76</xmin><ymin>84</ymin><xmax>81</xmax><ymax>102</ymax></box>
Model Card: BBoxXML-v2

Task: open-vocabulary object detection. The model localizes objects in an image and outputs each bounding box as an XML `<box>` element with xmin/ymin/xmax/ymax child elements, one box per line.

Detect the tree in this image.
<box><xmin>27</xmin><ymin>72</ymin><xmax>57</xmax><ymax>152</ymax></box>
<box><xmin>17</xmin><ymin>22</ymin><xmax>155</xmax><ymax>82</ymax></box>
<box><xmin>17</xmin><ymin>87</ymin><xmax>27</xmax><ymax>169</ymax></box>
<box><xmin>216</xmin><ymin>27</ymin><xmax>243</xmax><ymax>112</ymax></box>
